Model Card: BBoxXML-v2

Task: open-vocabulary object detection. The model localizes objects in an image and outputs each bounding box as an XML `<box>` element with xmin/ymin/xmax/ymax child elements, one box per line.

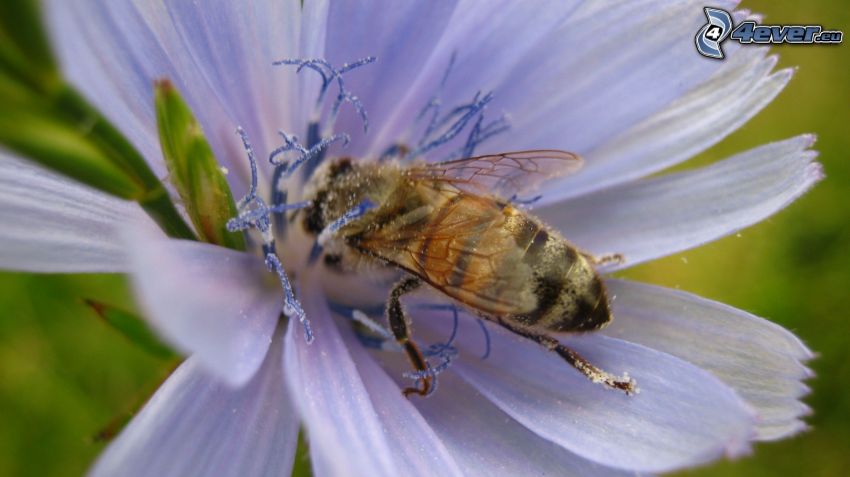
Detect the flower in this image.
<box><xmin>0</xmin><ymin>1</ymin><xmax>822</xmax><ymax>476</ymax></box>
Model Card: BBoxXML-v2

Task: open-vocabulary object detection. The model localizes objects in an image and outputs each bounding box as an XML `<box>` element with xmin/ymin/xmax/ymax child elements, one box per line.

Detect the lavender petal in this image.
<box><xmin>538</xmin><ymin>135</ymin><xmax>822</xmax><ymax>271</ymax></box>
<box><xmin>91</xmin><ymin>336</ymin><xmax>297</xmax><ymax>477</ymax></box>
<box><xmin>125</xmin><ymin>227</ymin><xmax>282</xmax><ymax>387</ymax></box>
<box><xmin>602</xmin><ymin>279</ymin><xmax>813</xmax><ymax>441</ymax></box>
<box><xmin>0</xmin><ymin>153</ymin><xmax>155</xmax><ymax>273</ymax></box>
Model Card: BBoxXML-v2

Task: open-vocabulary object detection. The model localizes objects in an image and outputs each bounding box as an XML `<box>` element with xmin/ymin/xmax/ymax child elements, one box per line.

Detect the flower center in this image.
<box><xmin>228</xmin><ymin>54</ymin><xmax>510</xmax><ymax>394</ymax></box>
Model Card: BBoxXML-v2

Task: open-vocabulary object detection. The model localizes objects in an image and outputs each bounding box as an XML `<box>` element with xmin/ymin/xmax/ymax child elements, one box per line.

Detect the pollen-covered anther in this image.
<box><xmin>265</xmin><ymin>253</ymin><xmax>313</xmax><ymax>343</ymax></box>
<box><xmin>403</xmin><ymin>53</ymin><xmax>510</xmax><ymax>161</ymax></box>
<box><xmin>228</xmin><ymin>126</ymin><xmax>314</xmax><ymax>343</ymax></box>
<box><xmin>274</xmin><ymin>56</ymin><xmax>376</xmax><ymax>133</ymax></box>
<box><xmin>269</xmin><ymin>129</ymin><xmax>350</xmax><ymax>179</ymax></box>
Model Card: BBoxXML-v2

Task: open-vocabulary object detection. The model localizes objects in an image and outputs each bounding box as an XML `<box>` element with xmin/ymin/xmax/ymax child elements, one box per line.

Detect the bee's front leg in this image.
<box><xmin>386</xmin><ymin>276</ymin><xmax>432</xmax><ymax>397</ymax></box>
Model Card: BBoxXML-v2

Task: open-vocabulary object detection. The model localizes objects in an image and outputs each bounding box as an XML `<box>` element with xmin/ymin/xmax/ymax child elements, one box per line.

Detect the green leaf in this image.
<box><xmin>0</xmin><ymin>0</ymin><xmax>60</xmax><ymax>93</ymax></box>
<box><xmin>84</xmin><ymin>299</ymin><xmax>178</xmax><ymax>360</ymax></box>
<box><xmin>155</xmin><ymin>79</ymin><xmax>245</xmax><ymax>250</ymax></box>
<box><xmin>0</xmin><ymin>104</ymin><xmax>144</xmax><ymax>199</ymax></box>
<box><xmin>0</xmin><ymin>1</ymin><xmax>197</xmax><ymax>241</ymax></box>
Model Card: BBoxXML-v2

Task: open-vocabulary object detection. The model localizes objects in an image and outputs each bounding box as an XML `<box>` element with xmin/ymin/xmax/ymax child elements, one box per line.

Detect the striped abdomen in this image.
<box><xmin>501</xmin><ymin>205</ymin><xmax>612</xmax><ymax>332</ymax></box>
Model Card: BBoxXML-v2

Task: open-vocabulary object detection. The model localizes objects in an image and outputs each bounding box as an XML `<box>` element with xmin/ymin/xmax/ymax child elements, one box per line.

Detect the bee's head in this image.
<box><xmin>302</xmin><ymin>157</ymin><xmax>358</xmax><ymax>234</ymax></box>
<box><xmin>327</xmin><ymin>157</ymin><xmax>355</xmax><ymax>180</ymax></box>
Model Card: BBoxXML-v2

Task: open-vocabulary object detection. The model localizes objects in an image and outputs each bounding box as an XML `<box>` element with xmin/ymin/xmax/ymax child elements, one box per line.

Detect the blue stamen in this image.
<box><xmin>401</xmin><ymin>303</ymin><xmax>461</xmax><ymax>396</ymax></box>
<box><xmin>378</xmin><ymin>143</ymin><xmax>408</xmax><ymax>162</ymax></box>
<box><xmin>307</xmin><ymin>241</ymin><xmax>324</xmax><ymax>266</ymax></box>
<box><xmin>413</xmin><ymin>303</ymin><xmax>459</xmax><ymax>353</ymax></box>
<box><xmin>417</xmin><ymin>98</ymin><xmax>442</xmax><ymax>143</ymax></box>
<box><xmin>269</xmin><ymin>200</ymin><xmax>312</xmax><ymax>212</ymax></box>
<box><xmin>400</xmin><ymin>52</ymin><xmax>510</xmax><ymax>162</ymax></box>
<box><xmin>476</xmin><ymin>318</ymin><xmax>491</xmax><ymax>360</ymax></box>
<box><xmin>327</xmin><ymin>301</ymin><xmax>399</xmax><ymax>350</ymax></box>
<box><xmin>330</xmin><ymin>90</ymin><xmax>369</xmax><ymax>134</ymax></box>
<box><xmin>327</xmin><ymin>300</ymin><xmax>387</xmax><ymax>319</ymax></box>
<box><xmin>229</xmin><ymin>200</ymin><xmax>311</xmax><ymax>229</ymax></box>
<box><xmin>274</xmin><ymin>56</ymin><xmax>376</xmax><ymax>133</ymax></box>
<box><xmin>228</xmin><ymin>128</ymin><xmax>273</xmax><ymax>245</ymax></box>
<box><xmin>228</xmin><ymin>127</ymin><xmax>313</xmax><ymax>343</ymax></box>
<box><xmin>446</xmin><ymin>304</ymin><xmax>459</xmax><ymax>346</ymax></box>
<box><xmin>403</xmin><ymin>345</ymin><xmax>458</xmax><ymax>397</ymax></box>
<box><xmin>266</xmin><ymin>56</ymin><xmax>374</xmax><ymax>240</ymax></box>
<box><xmin>439</xmin><ymin>51</ymin><xmax>457</xmax><ymax>88</ymax></box>
<box><xmin>300</xmin><ymin>121</ymin><xmax>326</xmax><ymax>179</ymax></box>
<box><xmin>508</xmin><ymin>193</ymin><xmax>544</xmax><ymax>207</ymax></box>
<box><xmin>271</xmin><ymin>186</ymin><xmax>287</xmax><ymax>238</ymax></box>
<box><xmin>266</xmin><ymin>253</ymin><xmax>313</xmax><ymax>342</ymax></box>
<box><xmin>274</xmin><ymin>58</ymin><xmax>334</xmax><ymax>104</ymax></box>
<box><xmin>306</xmin><ymin>121</ymin><xmax>322</xmax><ymax>149</ymax></box>
<box><xmin>235</xmin><ymin>127</ymin><xmax>260</xmax><ymax>206</ymax></box>
<box><xmin>412</xmin><ymin>52</ymin><xmax>456</xmax><ymax>141</ymax></box>
<box><xmin>411</xmin><ymin>91</ymin><xmax>494</xmax><ymax>158</ymax></box>
<box><xmin>269</xmin><ymin>130</ymin><xmax>350</xmax><ymax>179</ymax></box>
<box><xmin>458</xmin><ymin>112</ymin><xmax>511</xmax><ymax>159</ymax></box>
<box><xmin>352</xmin><ymin>309</ymin><xmax>394</xmax><ymax>341</ymax></box>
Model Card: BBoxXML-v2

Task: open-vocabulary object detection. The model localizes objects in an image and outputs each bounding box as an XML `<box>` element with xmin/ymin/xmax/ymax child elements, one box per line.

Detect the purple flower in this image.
<box><xmin>0</xmin><ymin>1</ymin><xmax>821</xmax><ymax>476</ymax></box>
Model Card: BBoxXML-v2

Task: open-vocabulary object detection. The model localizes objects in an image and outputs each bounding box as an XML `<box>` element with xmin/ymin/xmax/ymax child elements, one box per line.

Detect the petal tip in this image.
<box><xmin>801</xmin><ymin>132</ymin><xmax>818</xmax><ymax>148</ymax></box>
<box><xmin>724</xmin><ymin>438</ymin><xmax>754</xmax><ymax>461</ymax></box>
<box><xmin>806</xmin><ymin>161</ymin><xmax>825</xmax><ymax>182</ymax></box>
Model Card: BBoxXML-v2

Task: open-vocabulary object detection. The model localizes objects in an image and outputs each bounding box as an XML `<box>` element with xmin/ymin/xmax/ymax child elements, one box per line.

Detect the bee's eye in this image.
<box><xmin>329</xmin><ymin>158</ymin><xmax>354</xmax><ymax>179</ymax></box>
<box><xmin>303</xmin><ymin>199</ymin><xmax>325</xmax><ymax>234</ymax></box>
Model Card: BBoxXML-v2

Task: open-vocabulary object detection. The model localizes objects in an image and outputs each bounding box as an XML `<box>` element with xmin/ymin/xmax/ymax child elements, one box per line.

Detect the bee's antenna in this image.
<box><xmin>317</xmin><ymin>199</ymin><xmax>376</xmax><ymax>246</ymax></box>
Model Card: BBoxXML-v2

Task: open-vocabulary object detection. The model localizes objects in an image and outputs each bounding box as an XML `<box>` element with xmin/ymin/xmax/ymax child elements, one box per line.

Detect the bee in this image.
<box><xmin>302</xmin><ymin>151</ymin><xmax>634</xmax><ymax>397</ymax></box>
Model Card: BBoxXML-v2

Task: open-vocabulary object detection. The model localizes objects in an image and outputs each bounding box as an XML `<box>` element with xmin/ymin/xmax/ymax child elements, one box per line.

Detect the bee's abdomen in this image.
<box><xmin>507</xmin><ymin>209</ymin><xmax>611</xmax><ymax>332</ymax></box>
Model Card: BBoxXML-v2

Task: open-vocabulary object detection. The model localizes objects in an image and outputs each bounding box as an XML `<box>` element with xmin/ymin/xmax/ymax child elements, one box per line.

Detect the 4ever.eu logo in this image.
<box><xmin>696</xmin><ymin>7</ymin><xmax>844</xmax><ymax>59</ymax></box>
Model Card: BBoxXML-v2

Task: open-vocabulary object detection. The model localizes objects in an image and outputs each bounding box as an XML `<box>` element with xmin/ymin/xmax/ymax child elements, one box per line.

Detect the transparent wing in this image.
<box><xmin>408</xmin><ymin>150</ymin><xmax>583</xmax><ymax>198</ymax></box>
<box><xmin>352</xmin><ymin>191</ymin><xmax>536</xmax><ymax>315</ymax></box>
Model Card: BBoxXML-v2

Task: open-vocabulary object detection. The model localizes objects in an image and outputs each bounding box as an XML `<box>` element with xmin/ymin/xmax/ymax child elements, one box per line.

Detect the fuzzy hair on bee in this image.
<box><xmin>302</xmin><ymin>151</ymin><xmax>634</xmax><ymax>397</ymax></box>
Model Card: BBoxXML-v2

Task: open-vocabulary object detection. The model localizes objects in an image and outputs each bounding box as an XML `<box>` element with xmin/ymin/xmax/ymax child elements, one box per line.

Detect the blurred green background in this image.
<box><xmin>0</xmin><ymin>1</ymin><xmax>848</xmax><ymax>476</ymax></box>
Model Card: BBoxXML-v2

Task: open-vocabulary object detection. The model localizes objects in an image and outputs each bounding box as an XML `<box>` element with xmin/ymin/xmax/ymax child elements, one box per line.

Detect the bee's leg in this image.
<box><xmin>581</xmin><ymin>251</ymin><xmax>625</xmax><ymax>267</ymax></box>
<box><xmin>386</xmin><ymin>276</ymin><xmax>432</xmax><ymax>397</ymax></box>
<box><xmin>493</xmin><ymin>318</ymin><xmax>637</xmax><ymax>395</ymax></box>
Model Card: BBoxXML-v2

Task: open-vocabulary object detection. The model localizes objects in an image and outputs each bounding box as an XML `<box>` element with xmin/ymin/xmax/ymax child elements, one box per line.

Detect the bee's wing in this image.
<box><xmin>408</xmin><ymin>150</ymin><xmax>582</xmax><ymax>198</ymax></box>
<box><xmin>353</xmin><ymin>192</ymin><xmax>537</xmax><ymax>315</ymax></box>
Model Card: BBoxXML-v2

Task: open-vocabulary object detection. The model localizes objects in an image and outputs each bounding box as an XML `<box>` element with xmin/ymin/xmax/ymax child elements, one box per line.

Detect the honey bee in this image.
<box><xmin>302</xmin><ymin>151</ymin><xmax>635</xmax><ymax>397</ymax></box>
